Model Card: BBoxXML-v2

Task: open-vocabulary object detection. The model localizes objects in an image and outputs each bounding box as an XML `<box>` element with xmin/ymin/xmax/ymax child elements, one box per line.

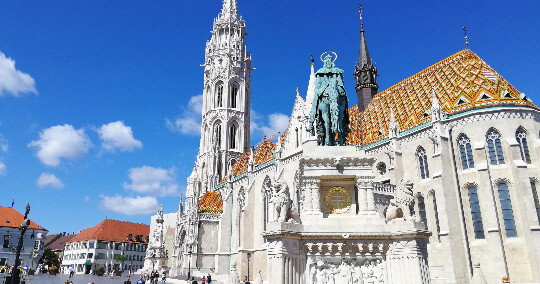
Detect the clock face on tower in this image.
<box><xmin>324</xmin><ymin>187</ymin><xmax>352</xmax><ymax>214</ymax></box>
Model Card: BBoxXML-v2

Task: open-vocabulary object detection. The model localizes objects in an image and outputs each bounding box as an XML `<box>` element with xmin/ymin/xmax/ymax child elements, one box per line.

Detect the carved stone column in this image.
<box><xmin>301</xmin><ymin>182</ymin><xmax>313</xmax><ymax>214</ymax></box>
<box><xmin>366</xmin><ymin>180</ymin><xmax>376</xmax><ymax>212</ymax></box>
<box><xmin>356</xmin><ymin>179</ymin><xmax>367</xmax><ymax>212</ymax></box>
<box><xmin>310</xmin><ymin>180</ymin><xmax>321</xmax><ymax>214</ymax></box>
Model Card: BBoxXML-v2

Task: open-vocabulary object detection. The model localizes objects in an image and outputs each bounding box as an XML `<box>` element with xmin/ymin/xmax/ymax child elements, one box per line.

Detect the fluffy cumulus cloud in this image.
<box><xmin>123</xmin><ymin>166</ymin><xmax>179</xmax><ymax>197</ymax></box>
<box><xmin>28</xmin><ymin>124</ymin><xmax>93</xmax><ymax>167</ymax></box>
<box><xmin>97</xmin><ymin>121</ymin><xmax>142</xmax><ymax>152</ymax></box>
<box><xmin>0</xmin><ymin>52</ymin><xmax>37</xmax><ymax>96</ymax></box>
<box><xmin>100</xmin><ymin>195</ymin><xmax>158</xmax><ymax>215</ymax></box>
<box><xmin>0</xmin><ymin>161</ymin><xmax>6</xmax><ymax>176</ymax></box>
<box><xmin>36</xmin><ymin>172</ymin><xmax>64</xmax><ymax>189</ymax></box>
<box><xmin>251</xmin><ymin>110</ymin><xmax>290</xmax><ymax>137</ymax></box>
<box><xmin>166</xmin><ymin>94</ymin><xmax>203</xmax><ymax>135</ymax></box>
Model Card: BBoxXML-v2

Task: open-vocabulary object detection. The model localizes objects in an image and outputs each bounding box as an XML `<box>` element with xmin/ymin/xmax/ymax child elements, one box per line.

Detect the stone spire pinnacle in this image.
<box><xmin>354</xmin><ymin>3</ymin><xmax>378</xmax><ymax>112</ymax></box>
<box><xmin>220</xmin><ymin>0</ymin><xmax>238</xmax><ymax>19</ymax></box>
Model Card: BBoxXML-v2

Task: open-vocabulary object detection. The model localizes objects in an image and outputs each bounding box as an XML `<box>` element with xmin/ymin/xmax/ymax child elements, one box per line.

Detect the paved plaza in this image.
<box><xmin>0</xmin><ymin>274</ymin><xmax>210</xmax><ymax>284</ymax></box>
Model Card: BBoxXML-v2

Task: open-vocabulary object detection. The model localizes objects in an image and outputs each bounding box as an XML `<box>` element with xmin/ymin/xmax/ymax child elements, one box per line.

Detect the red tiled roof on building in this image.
<box><xmin>0</xmin><ymin>206</ymin><xmax>47</xmax><ymax>230</ymax></box>
<box><xmin>68</xmin><ymin>219</ymin><xmax>149</xmax><ymax>244</ymax></box>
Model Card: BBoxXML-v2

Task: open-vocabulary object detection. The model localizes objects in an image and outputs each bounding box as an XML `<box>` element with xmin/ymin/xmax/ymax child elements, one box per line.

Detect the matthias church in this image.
<box><xmin>143</xmin><ymin>1</ymin><xmax>540</xmax><ymax>283</ymax></box>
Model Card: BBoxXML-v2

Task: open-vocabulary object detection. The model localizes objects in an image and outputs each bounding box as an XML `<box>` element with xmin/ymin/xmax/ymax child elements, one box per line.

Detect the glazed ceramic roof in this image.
<box><xmin>0</xmin><ymin>206</ymin><xmax>47</xmax><ymax>230</ymax></box>
<box><xmin>68</xmin><ymin>219</ymin><xmax>149</xmax><ymax>244</ymax></box>
<box><xmin>229</xmin><ymin>141</ymin><xmax>276</xmax><ymax>179</ymax></box>
<box><xmin>348</xmin><ymin>49</ymin><xmax>537</xmax><ymax>146</ymax></box>
<box><xmin>198</xmin><ymin>192</ymin><xmax>223</xmax><ymax>214</ymax></box>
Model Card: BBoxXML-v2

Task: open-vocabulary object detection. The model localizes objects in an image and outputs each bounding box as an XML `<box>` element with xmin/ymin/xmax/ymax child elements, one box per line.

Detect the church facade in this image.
<box><xmin>157</xmin><ymin>1</ymin><xmax>540</xmax><ymax>283</ymax></box>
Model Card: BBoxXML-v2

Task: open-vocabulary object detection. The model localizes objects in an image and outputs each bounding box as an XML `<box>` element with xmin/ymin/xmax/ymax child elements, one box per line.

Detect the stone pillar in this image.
<box><xmin>302</xmin><ymin>183</ymin><xmax>313</xmax><ymax>214</ymax></box>
<box><xmin>367</xmin><ymin>181</ymin><xmax>376</xmax><ymax>212</ymax></box>
<box><xmin>356</xmin><ymin>179</ymin><xmax>368</xmax><ymax>212</ymax></box>
<box><xmin>311</xmin><ymin>182</ymin><xmax>321</xmax><ymax>214</ymax></box>
<box><xmin>386</xmin><ymin>239</ymin><xmax>431</xmax><ymax>284</ymax></box>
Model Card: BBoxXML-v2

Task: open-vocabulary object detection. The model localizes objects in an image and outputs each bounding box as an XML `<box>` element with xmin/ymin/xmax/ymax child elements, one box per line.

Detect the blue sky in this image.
<box><xmin>0</xmin><ymin>0</ymin><xmax>538</xmax><ymax>234</ymax></box>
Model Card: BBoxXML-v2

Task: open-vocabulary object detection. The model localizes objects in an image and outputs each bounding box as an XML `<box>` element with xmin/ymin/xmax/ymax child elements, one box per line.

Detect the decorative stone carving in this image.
<box><xmin>324</xmin><ymin>187</ymin><xmax>352</xmax><ymax>214</ymax></box>
<box><xmin>308</xmin><ymin>258</ymin><xmax>385</xmax><ymax>284</ymax></box>
<box><xmin>264</xmin><ymin>178</ymin><xmax>301</xmax><ymax>223</ymax></box>
<box><xmin>385</xmin><ymin>179</ymin><xmax>415</xmax><ymax>222</ymax></box>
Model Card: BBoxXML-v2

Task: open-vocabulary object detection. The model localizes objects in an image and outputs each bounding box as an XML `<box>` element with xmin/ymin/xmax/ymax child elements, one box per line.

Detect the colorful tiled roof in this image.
<box><xmin>348</xmin><ymin>49</ymin><xmax>537</xmax><ymax>146</ymax></box>
<box><xmin>68</xmin><ymin>219</ymin><xmax>149</xmax><ymax>244</ymax></box>
<box><xmin>198</xmin><ymin>192</ymin><xmax>223</xmax><ymax>214</ymax></box>
<box><xmin>228</xmin><ymin>141</ymin><xmax>277</xmax><ymax>180</ymax></box>
<box><xmin>0</xmin><ymin>206</ymin><xmax>47</xmax><ymax>230</ymax></box>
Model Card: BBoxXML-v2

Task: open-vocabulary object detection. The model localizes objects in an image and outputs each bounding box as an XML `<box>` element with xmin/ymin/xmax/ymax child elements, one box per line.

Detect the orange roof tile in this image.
<box><xmin>68</xmin><ymin>219</ymin><xmax>149</xmax><ymax>244</ymax></box>
<box><xmin>198</xmin><ymin>192</ymin><xmax>223</xmax><ymax>214</ymax></box>
<box><xmin>348</xmin><ymin>50</ymin><xmax>537</xmax><ymax>146</ymax></box>
<box><xmin>0</xmin><ymin>206</ymin><xmax>47</xmax><ymax>230</ymax></box>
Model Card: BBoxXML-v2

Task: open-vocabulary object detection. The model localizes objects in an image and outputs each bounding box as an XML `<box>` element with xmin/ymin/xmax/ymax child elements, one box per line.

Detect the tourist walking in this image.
<box><xmin>137</xmin><ymin>275</ymin><xmax>146</xmax><ymax>284</ymax></box>
<box><xmin>161</xmin><ymin>272</ymin><xmax>166</xmax><ymax>284</ymax></box>
<box><xmin>190</xmin><ymin>276</ymin><xmax>198</xmax><ymax>284</ymax></box>
<box><xmin>124</xmin><ymin>275</ymin><xmax>132</xmax><ymax>284</ymax></box>
<box><xmin>69</xmin><ymin>266</ymin><xmax>74</xmax><ymax>278</ymax></box>
<box><xmin>206</xmin><ymin>273</ymin><xmax>212</xmax><ymax>284</ymax></box>
<box><xmin>150</xmin><ymin>270</ymin><xmax>155</xmax><ymax>284</ymax></box>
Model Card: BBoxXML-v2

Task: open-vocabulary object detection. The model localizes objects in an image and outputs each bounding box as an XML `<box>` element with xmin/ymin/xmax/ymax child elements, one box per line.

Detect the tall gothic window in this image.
<box><xmin>418</xmin><ymin>195</ymin><xmax>428</xmax><ymax>230</ymax></box>
<box><xmin>229</xmin><ymin>123</ymin><xmax>237</xmax><ymax>150</ymax></box>
<box><xmin>468</xmin><ymin>186</ymin><xmax>485</xmax><ymax>239</ymax></box>
<box><xmin>432</xmin><ymin>193</ymin><xmax>441</xmax><ymax>237</ymax></box>
<box><xmin>516</xmin><ymin>128</ymin><xmax>531</xmax><ymax>164</ymax></box>
<box><xmin>214</xmin><ymin>123</ymin><xmax>222</xmax><ymax>147</ymax></box>
<box><xmin>531</xmin><ymin>181</ymin><xmax>540</xmax><ymax>225</ymax></box>
<box><xmin>417</xmin><ymin>147</ymin><xmax>430</xmax><ymax>179</ymax></box>
<box><xmin>231</xmin><ymin>84</ymin><xmax>239</xmax><ymax>109</ymax></box>
<box><xmin>487</xmin><ymin>129</ymin><xmax>504</xmax><ymax>165</ymax></box>
<box><xmin>498</xmin><ymin>183</ymin><xmax>517</xmax><ymax>237</ymax></box>
<box><xmin>216</xmin><ymin>84</ymin><xmax>223</xmax><ymax>107</ymax></box>
<box><xmin>458</xmin><ymin>135</ymin><xmax>474</xmax><ymax>169</ymax></box>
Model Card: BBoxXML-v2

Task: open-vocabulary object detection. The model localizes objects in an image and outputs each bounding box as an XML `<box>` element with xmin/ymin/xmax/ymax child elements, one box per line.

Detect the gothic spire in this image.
<box><xmin>220</xmin><ymin>0</ymin><xmax>238</xmax><ymax>19</ymax></box>
<box><xmin>354</xmin><ymin>3</ymin><xmax>378</xmax><ymax>112</ymax></box>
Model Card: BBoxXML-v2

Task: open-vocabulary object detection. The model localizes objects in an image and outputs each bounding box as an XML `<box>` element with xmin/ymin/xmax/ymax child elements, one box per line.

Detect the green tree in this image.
<box><xmin>114</xmin><ymin>254</ymin><xmax>126</xmax><ymax>271</ymax></box>
<box><xmin>42</xmin><ymin>248</ymin><xmax>60</xmax><ymax>268</ymax></box>
<box><xmin>29</xmin><ymin>249</ymin><xmax>39</xmax><ymax>269</ymax></box>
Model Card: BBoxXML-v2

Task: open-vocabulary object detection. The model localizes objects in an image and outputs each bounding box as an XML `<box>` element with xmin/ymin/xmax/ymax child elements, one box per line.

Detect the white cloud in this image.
<box><xmin>97</xmin><ymin>121</ymin><xmax>142</xmax><ymax>152</ymax></box>
<box><xmin>28</xmin><ymin>124</ymin><xmax>93</xmax><ymax>167</ymax></box>
<box><xmin>123</xmin><ymin>166</ymin><xmax>179</xmax><ymax>197</ymax></box>
<box><xmin>83</xmin><ymin>196</ymin><xmax>91</xmax><ymax>202</ymax></box>
<box><xmin>251</xmin><ymin>111</ymin><xmax>289</xmax><ymax>137</ymax></box>
<box><xmin>36</xmin><ymin>172</ymin><xmax>64</xmax><ymax>189</ymax></box>
<box><xmin>100</xmin><ymin>195</ymin><xmax>158</xmax><ymax>215</ymax></box>
<box><xmin>0</xmin><ymin>52</ymin><xmax>37</xmax><ymax>97</ymax></box>
<box><xmin>0</xmin><ymin>134</ymin><xmax>8</xmax><ymax>152</ymax></box>
<box><xmin>166</xmin><ymin>94</ymin><xmax>203</xmax><ymax>135</ymax></box>
<box><xmin>0</xmin><ymin>161</ymin><xmax>6</xmax><ymax>176</ymax></box>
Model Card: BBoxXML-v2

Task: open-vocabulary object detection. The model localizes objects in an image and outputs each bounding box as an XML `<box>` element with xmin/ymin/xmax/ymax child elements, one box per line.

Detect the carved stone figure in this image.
<box><xmin>307</xmin><ymin>54</ymin><xmax>351</xmax><ymax>146</ymax></box>
<box><xmin>265</xmin><ymin>178</ymin><xmax>301</xmax><ymax>223</ymax></box>
<box><xmin>386</xmin><ymin>179</ymin><xmax>415</xmax><ymax>222</ymax></box>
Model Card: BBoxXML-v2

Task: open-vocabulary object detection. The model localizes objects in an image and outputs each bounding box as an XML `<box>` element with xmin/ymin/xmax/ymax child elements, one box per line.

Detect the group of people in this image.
<box><xmin>125</xmin><ymin>272</ymin><xmax>166</xmax><ymax>284</ymax></box>
<box><xmin>188</xmin><ymin>273</ymin><xmax>212</xmax><ymax>284</ymax></box>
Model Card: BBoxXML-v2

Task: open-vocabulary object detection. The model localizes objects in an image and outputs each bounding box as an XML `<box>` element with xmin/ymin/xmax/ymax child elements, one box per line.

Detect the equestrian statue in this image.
<box><xmin>307</xmin><ymin>53</ymin><xmax>351</xmax><ymax>146</ymax></box>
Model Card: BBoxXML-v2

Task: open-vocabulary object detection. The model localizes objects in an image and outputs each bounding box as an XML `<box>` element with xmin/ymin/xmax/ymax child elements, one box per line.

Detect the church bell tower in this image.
<box><xmin>354</xmin><ymin>5</ymin><xmax>378</xmax><ymax>112</ymax></box>
<box><xmin>197</xmin><ymin>0</ymin><xmax>252</xmax><ymax>192</ymax></box>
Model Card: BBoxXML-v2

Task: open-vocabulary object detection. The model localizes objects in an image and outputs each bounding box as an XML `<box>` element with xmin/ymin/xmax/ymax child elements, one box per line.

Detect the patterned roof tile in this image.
<box><xmin>198</xmin><ymin>192</ymin><xmax>223</xmax><ymax>214</ymax></box>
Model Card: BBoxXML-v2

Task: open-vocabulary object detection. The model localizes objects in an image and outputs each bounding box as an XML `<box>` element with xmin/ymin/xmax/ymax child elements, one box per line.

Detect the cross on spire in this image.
<box><xmin>358</xmin><ymin>3</ymin><xmax>364</xmax><ymax>30</ymax></box>
<box><xmin>463</xmin><ymin>27</ymin><xmax>469</xmax><ymax>47</ymax></box>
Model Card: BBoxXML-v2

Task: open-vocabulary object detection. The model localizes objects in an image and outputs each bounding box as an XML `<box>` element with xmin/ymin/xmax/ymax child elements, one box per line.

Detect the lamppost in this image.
<box><xmin>187</xmin><ymin>245</ymin><xmax>192</xmax><ymax>280</ymax></box>
<box><xmin>10</xmin><ymin>203</ymin><xmax>31</xmax><ymax>284</ymax></box>
<box><xmin>246</xmin><ymin>252</ymin><xmax>251</xmax><ymax>282</ymax></box>
<box><xmin>152</xmin><ymin>253</ymin><xmax>156</xmax><ymax>271</ymax></box>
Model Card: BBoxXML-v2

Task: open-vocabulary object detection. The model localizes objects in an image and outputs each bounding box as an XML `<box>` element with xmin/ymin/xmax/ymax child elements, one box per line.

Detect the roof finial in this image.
<box><xmin>463</xmin><ymin>27</ymin><xmax>469</xmax><ymax>48</ymax></box>
<box><xmin>311</xmin><ymin>54</ymin><xmax>314</xmax><ymax>66</ymax></box>
<box><xmin>296</xmin><ymin>87</ymin><xmax>300</xmax><ymax>96</ymax></box>
<box><xmin>358</xmin><ymin>3</ymin><xmax>364</xmax><ymax>30</ymax></box>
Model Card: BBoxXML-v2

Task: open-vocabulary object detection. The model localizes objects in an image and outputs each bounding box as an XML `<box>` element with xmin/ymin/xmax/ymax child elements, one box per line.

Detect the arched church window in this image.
<box><xmin>432</xmin><ymin>192</ymin><xmax>441</xmax><ymax>237</ymax></box>
<box><xmin>486</xmin><ymin>129</ymin><xmax>504</xmax><ymax>165</ymax></box>
<box><xmin>417</xmin><ymin>147</ymin><xmax>429</xmax><ymax>179</ymax></box>
<box><xmin>467</xmin><ymin>186</ymin><xmax>485</xmax><ymax>239</ymax></box>
<box><xmin>458</xmin><ymin>135</ymin><xmax>474</xmax><ymax>169</ymax></box>
<box><xmin>231</xmin><ymin>83</ymin><xmax>239</xmax><ymax>109</ymax></box>
<box><xmin>497</xmin><ymin>183</ymin><xmax>517</xmax><ymax>237</ymax></box>
<box><xmin>516</xmin><ymin>128</ymin><xmax>531</xmax><ymax>164</ymax></box>
<box><xmin>417</xmin><ymin>195</ymin><xmax>428</xmax><ymax>230</ymax></box>
<box><xmin>216</xmin><ymin>84</ymin><xmax>224</xmax><ymax>108</ymax></box>
<box><xmin>229</xmin><ymin>123</ymin><xmax>237</xmax><ymax>150</ymax></box>
<box><xmin>214</xmin><ymin>123</ymin><xmax>222</xmax><ymax>147</ymax></box>
<box><xmin>531</xmin><ymin>181</ymin><xmax>540</xmax><ymax>225</ymax></box>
